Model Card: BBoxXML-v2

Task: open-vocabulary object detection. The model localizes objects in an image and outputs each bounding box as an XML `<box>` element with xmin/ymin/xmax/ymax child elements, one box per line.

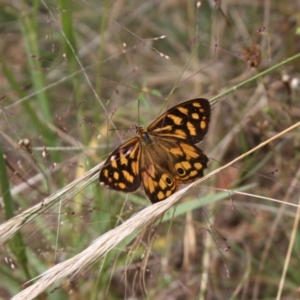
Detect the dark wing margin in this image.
<box><xmin>147</xmin><ymin>98</ymin><xmax>211</xmax><ymax>144</ymax></box>
<box><xmin>99</xmin><ymin>137</ymin><xmax>141</xmax><ymax>193</ymax></box>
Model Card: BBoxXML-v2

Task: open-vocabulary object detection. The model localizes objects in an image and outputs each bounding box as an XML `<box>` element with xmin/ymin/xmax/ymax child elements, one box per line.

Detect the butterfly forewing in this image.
<box><xmin>148</xmin><ymin>98</ymin><xmax>210</xmax><ymax>143</ymax></box>
<box><xmin>99</xmin><ymin>137</ymin><xmax>141</xmax><ymax>192</ymax></box>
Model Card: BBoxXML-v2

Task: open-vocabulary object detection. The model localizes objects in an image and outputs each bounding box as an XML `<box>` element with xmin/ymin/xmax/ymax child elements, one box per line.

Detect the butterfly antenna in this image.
<box><xmin>137</xmin><ymin>98</ymin><xmax>140</xmax><ymax>126</ymax></box>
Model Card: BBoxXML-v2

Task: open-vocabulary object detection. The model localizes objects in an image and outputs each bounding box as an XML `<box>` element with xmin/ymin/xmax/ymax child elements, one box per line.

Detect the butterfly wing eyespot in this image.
<box><xmin>147</xmin><ymin>98</ymin><xmax>211</xmax><ymax>144</ymax></box>
<box><xmin>172</xmin><ymin>142</ymin><xmax>209</xmax><ymax>181</ymax></box>
<box><xmin>141</xmin><ymin>164</ymin><xmax>177</xmax><ymax>203</ymax></box>
<box><xmin>99</xmin><ymin>137</ymin><xmax>141</xmax><ymax>192</ymax></box>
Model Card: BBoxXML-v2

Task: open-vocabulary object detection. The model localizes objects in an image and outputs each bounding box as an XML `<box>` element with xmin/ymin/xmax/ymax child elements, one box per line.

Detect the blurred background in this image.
<box><xmin>1</xmin><ymin>1</ymin><xmax>300</xmax><ymax>299</ymax></box>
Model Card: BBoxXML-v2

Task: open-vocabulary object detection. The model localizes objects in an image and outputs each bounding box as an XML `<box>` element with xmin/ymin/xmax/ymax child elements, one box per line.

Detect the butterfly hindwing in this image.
<box><xmin>99</xmin><ymin>137</ymin><xmax>141</xmax><ymax>192</ymax></box>
<box><xmin>141</xmin><ymin>164</ymin><xmax>177</xmax><ymax>203</ymax></box>
<box><xmin>147</xmin><ymin>98</ymin><xmax>210</xmax><ymax>144</ymax></box>
<box><xmin>170</xmin><ymin>142</ymin><xmax>209</xmax><ymax>182</ymax></box>
<box><xmin>139</xmin><ymin>138</ymin><xmax>208</xmax><ymax>203</ymax></box>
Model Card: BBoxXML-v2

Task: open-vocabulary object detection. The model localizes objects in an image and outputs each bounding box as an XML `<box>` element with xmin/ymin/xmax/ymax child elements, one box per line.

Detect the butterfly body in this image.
<box><xmin>100</xmin><ymin>98</ymin><xmax>211</xmax><ymax>203</ymax></box>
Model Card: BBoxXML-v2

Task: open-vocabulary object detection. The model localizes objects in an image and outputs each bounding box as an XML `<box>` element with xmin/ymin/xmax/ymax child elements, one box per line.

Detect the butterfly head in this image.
<box><xmin>135</xmin><ymin>125</ymin><xmax>144</xmax><ymax>135</ymax></box>
<box><xmin>136</xmin><ymin>125</ymin><xmax>152</xmax><ymax>144</ymax></box>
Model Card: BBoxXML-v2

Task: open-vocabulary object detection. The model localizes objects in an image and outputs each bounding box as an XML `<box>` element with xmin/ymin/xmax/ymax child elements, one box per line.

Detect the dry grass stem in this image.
<box><xmin>0</xmin><ymin>164</ymin><xmax>102</xmax><ymax>245</ymax></box>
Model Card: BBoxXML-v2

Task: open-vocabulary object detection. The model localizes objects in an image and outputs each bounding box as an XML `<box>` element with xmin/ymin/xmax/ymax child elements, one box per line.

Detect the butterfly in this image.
<box><xmin>99</xmin><ymin>98</ymin><xmax>211</xmax><ymax>203</ymax></box>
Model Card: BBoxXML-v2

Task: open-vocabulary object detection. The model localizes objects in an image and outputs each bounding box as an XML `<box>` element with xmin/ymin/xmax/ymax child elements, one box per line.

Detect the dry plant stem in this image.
<box><xmin>1</xmin><ymin>72</ymin><xmax>80</xmax><ymax>113</ymax></box>
<box><xmin>199</xmin><ymin>224</ymin><xmax>213</xmax><ymax>300</ymax></box>
<box><xmin>11</xmin><ymin>121</ymin><xmax>300</xmax><ymax>300</ymax></box>
<box><xmin>231</xmin><ymin>243</ymin><xmax>252</xmax><ymax>299</ymax></box>
<box><xmin>276</xmin><ymin>195</ymin><xmax>300</xmax><ymax>300</ymax></box>
<box><xmin>0</xmin><ymin>164</ymin><xmax>101</xmax><ymax>245</ymax></box>
<box><xmin>210</xmin><ymin>53</ymin><xmax>300</xmax><ymax>103</ymax></box>
<box><xmin>230</xmin><ymin>191</ymin><xmax>300</xmax><ymax>209</ymax></box>
<box><xmin>211</xmin><ymin>83</ymin><xmax>266</xmax><ymax>162</ymax></box>
<box><xmin>182</xmin><ymin>211</ymin><xmax>196</xmax><ymax>270</ymax></box>
<box><xmin>41</xmin><ymin>0</ymin><xmax>122</xmax><ymax>140</ymax></box>
<box><xmin>0</xmin><ymin>151</ymin><xmax>86</xmax><ymax>201</ymax></box>
<box><xmin>252</xmin><ymin>166</ymin><xmax>300</xmax><ymax>299</ymax></box>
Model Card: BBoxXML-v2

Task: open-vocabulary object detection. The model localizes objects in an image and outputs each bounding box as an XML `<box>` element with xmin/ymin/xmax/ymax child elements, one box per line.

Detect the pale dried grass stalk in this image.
<box><xmin>8</xmin><ymin>121</ymin><xmax>300</xmax><ymax>300</ymax></box>
<box><xmin>0</xmin><ymin>164</ymin><xmax>101</xmax><ymax>245</ymax></box>
<box><xmin>12</xmin><ymin>185</ymin><xmax>194</xmax><ymax>300</ymax></box>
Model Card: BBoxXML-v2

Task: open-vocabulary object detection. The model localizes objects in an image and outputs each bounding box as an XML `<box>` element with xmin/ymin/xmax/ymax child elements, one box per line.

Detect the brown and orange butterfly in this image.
<box><xmin>99</xmin><ymin>98</ymin><xmax>211</xmax><ymax>203</ymax></box>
